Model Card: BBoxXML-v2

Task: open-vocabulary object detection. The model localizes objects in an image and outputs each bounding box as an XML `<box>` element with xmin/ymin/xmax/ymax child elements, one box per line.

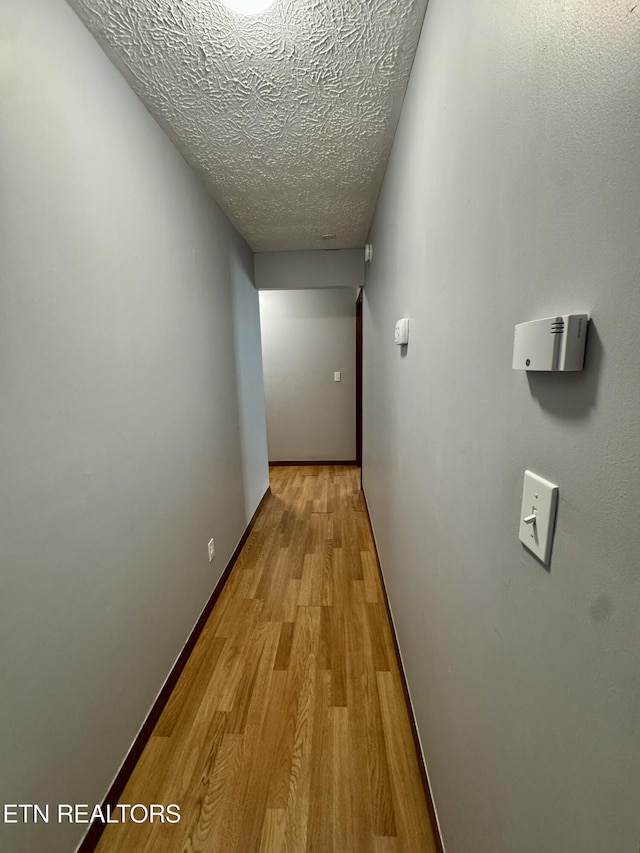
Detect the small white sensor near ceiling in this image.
<box><xmin>220</xmin><ymin>0</ymin><xmax>276</xmax><ymax>14</ymax></box>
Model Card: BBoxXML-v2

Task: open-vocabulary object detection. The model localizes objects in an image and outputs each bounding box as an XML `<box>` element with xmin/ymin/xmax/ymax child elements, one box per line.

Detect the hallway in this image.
<box><xmin>4</xmin><ymin>2</ymin><xmax>640</xmax><ymax>851</ymax></box>
<box><xmin>95</xmin><ymin>466</ymin><xmax>438</xmax><ymax>852</ymax></box>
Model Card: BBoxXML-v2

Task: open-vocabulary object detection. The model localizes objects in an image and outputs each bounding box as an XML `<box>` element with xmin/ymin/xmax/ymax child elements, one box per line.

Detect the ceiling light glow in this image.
<box><xmin>220</xmin><ymin>0</ymin><xmax>276</xmax><ymax>15</ymax></box>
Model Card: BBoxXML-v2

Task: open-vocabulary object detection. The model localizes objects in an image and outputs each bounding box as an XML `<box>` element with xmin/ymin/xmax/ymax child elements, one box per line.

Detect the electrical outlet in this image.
<box><xmin>207</xmin><ymin>539</ymin><xmax>215</xmax><ymax>562</ymax></box>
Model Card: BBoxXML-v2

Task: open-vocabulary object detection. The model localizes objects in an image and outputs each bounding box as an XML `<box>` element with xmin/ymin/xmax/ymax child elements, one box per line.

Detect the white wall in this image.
<box><xmin>231</xmin><ymin>254</ymin><xmax>271</xmax><ymax>520</ymax></box>
<box><xmin>260</xmin><ymin>289</ymin><xmax>356</xmax><ymax>462</ymax></box>
<box><xmin>363</xmin><ymin>2</ymin><xmax>640</xmax><ymax>853</ymax></box>
<box><xmin>255</xmin><ymin>249</ymin><xmax>364</xmax><ymax>290</ymax></box>
<box><xmin>0</xmin><ymin>2</ymin><xmax>268</xmax><ymax>851</ymax></box>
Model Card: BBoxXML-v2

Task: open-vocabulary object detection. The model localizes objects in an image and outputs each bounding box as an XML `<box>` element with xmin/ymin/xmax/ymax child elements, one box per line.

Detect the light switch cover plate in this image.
<box><xmin>519</xmin><ymin>470</ymin><xmax>558</xmax><ymax>566</ymax></box>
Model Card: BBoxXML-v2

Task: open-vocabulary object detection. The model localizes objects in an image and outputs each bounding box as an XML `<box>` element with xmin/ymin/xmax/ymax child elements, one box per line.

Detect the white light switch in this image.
<box><xmin>334</xmin><ymin>371</ymin><xmax>341</xmax><ymax>382</ymax></box>
<box><xmin>518</xmin><ymin>470</ymin><xmax>558</xmax><ymax>566</ymax></box>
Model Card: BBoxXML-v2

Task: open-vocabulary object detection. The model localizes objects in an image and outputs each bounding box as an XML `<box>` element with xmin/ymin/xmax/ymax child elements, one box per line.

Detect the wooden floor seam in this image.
<box><xmin>95</xmin><ymin>464</ymin><xmax>438</xmax><ymax>853</ymax></box>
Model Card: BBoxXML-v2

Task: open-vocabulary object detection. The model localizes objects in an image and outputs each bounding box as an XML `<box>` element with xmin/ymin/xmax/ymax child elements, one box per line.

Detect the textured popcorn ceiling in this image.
<box><xmin>66</xmin><ymin>0</ymin><xmax>428</xmax><ymax>250</ymax></box>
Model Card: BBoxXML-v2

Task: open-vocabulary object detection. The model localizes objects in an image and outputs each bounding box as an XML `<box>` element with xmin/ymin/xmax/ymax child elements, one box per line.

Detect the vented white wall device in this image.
<box><xmin>512</xmin><ymin>314</ymin><xmax>589</xmax><ymax>371</ymax></box>
<box><xmin>395</xmin><ymin>318</ymin><xmax>409</xmax><ymax>346</ymax></box>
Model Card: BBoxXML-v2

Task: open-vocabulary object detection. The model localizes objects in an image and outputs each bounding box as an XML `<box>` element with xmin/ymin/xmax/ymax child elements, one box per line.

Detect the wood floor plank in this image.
<box><xmin>317</xmin><ymin>604</ymin><xmax>332</xmax><ymax>672</ymax></box>
<box><xmin>344</xmin><ymin>581</ymin><xmax>376</xmax><ymax>848</ymax></box>
<box><xmin>95</xmin><ymin>465</ymin><xmax>437</xmax><ymax>853</ymax></box>
<box><xmin>281</xmin><ymin>605</ymin><xmax>321</xmax><ymax>852</ymax></box>
<box><xmin>273</xmin><ymin>621</ymin><xmax>295</xmax><ymax>671</ymax></box>
<box><xmin>259</xmin><ymin>807</ymin><xmax>287</xmax><ymax>852</ymax></box>
<box><xmin>305</xmin><ymin>668</ymin><xmax>333</xmax><ymax>853</ymax></box>
<box><xmin>215</xmin><ymin>600</ymin><xmax>264</xmax><ymax>712</ymax></box>
<box><xmin>154</xmin><ymin>635</ymin><xmax>226</xmax><ymax>738</ymax></box>
<box><xmin>299</xmin><ymin>553</ymin><xmax>318</xmax><ymax>606</ymax></box>
<box><xmin>282</xmin><ymin>577</ymin><xmax>302</xmax><ymax>623</ymax></box>
<box><xmin>362</xmin><ymin>550</ymin><xmax>382</xmax><ymax>603</ymax></box>
<box><xmin>149</xmin><ymin>709</ymin><xmax>228</xmax><ymax>853</ymax></box>
<box><xmin>226</xmin><ymin>620</ymin><xmax>270</xmax><ymax>734</ymax></box>
<box><xmin>342</xmin><ymin>511</ymin><xmax>364</xmax><ymax>581</ymax></box>
<box><xmin>377</xmin><ymin>670</ymin><xmax>438</xmax><ymax>852</ymax></box>
<box><xmin>331</xmin><ymin>707</ymin><xmax>352</xmax><ymax>852</ymax></box>
<box><xmin>190</xmin><ymin>731</ymin><xmax>245</xmax><ymax>852</ymax></box>
<box><xmin>235</xmin><ymin>668</ymin><xmax>288</xmax><ymax>850</ymax></box>
<box><xmin>96</xmin><ymin>737</ymin><xmax>172</xmax><ymax>853</ymax></box>
<box><xmin>287</xmin><ymin>516</ymin><xmax>308</xmax><ymax>580</ymax></box>
<box><xmin>329</xmin><ymin>553</ymin><xmax>348</xmax><ymax>708</ymax></box>
<box><xmin>366</xmin><ymin>602</ymin><xmax>393</xmax><ymax>673</ymax></box>
<box><xmin>347</xmin><ymin>571</ymin><xmax>396</xmax><ymax>839</ymax></box>
<box><xmin>374</xmin><ymin>838</ymin><xmax>400</xmax><ymax>852</ymax></box>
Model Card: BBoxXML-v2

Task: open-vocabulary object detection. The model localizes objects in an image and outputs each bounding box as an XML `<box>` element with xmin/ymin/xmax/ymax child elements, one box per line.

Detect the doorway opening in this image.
<box><xmin>258</xmin><ymin>287</ymin><xmax>361</xmax><ymax>470</ymax></box>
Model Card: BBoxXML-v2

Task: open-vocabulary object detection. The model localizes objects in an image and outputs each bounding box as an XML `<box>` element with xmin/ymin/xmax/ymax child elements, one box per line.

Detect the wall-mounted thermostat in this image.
<box><xmin>395</xmin><ymin>318</ymin><xmax>409</xmax><ymax>346</ymax></box>
<box><xmin>512</xmin><ymin>314</ymin><xmax>589</xmax><ymax>371</ymax></box>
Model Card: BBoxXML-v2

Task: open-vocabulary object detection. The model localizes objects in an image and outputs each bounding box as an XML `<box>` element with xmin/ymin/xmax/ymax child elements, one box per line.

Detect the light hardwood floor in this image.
<box><xmin>95</xmin><ymin>465</ymin><xmax>438</xmax><ymax>852</ymax></box>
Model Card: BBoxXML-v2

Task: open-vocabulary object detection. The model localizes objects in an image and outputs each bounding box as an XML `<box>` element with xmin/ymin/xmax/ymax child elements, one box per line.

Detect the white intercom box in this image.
<box><xmin>395</xmin><ymin>318</ymin><xmax>409</xmax><ymax>346</ymax></box>
<box><xmin>512</xmin><ymin>314</ymin><xmax>588</xmax><ymax>371</ymax></box>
